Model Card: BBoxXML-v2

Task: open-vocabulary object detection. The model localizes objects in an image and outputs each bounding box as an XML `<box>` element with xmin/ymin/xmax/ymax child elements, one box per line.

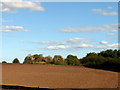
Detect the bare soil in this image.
<box><xmin>2</xmin><ymin>63</ymin><xmax>118</xmax><ymax>88</ymax></box>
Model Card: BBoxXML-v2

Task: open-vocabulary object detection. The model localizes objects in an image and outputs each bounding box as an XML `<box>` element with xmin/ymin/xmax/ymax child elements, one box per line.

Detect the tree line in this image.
<box><xmin>2</xmin><ymin>49</ymin><xmax>120</xmax><ymax>72</ymax></box>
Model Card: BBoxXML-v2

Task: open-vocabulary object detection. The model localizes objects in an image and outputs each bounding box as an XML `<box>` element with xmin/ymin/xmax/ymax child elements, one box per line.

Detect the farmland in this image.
<box><xmin>2</xmin><ymin>63</ymin><xmax>118</xmax><ymax>88</ymax></box>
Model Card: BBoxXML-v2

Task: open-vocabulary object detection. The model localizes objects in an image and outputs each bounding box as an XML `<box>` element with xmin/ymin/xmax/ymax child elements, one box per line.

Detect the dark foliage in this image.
<box><xmin>21</xmin><ymin>49</ymin><xmax>120</xmax><ymax>72</ymax></box>
<box><xmin>66</xmin><ymin>55</ymin><xmax>80</xmax><ymax>66</ymax></box>
<box><xmin>12</xmin><ymin>58</ymin><xmax>20</xmax><ymax>63</ymax></box>
<box><xmin>80</xmin><ymin>49</ymin><xmax>120</xmax><ymax>72</ymax></box>
<box><xmin>2</xmin><ymin>61</ymin><xmax>7</xmax><ymax>63</ymax></box>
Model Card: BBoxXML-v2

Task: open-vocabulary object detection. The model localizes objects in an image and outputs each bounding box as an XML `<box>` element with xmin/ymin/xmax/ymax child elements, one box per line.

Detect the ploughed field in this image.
<box><xmin>2</xmin><ymin>63</ymin><xmax>118</xmax><ymax>88</ymax></box>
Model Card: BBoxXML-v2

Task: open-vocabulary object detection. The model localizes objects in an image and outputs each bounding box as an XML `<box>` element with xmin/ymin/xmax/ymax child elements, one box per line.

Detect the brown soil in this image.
<box><xmin>2</xmin><ymin>63</ymin><xmax>118</xmax><ymax>88</ymax></box>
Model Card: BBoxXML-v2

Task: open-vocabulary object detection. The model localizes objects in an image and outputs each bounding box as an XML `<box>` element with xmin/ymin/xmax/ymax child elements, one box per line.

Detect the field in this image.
<box><xmin>2</xmin><ymin>63</ymin><xmax>119</xmax><ymax>88</ymax></box>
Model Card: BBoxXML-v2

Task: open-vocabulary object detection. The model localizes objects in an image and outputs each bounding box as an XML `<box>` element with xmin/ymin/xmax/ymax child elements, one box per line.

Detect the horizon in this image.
<box><xmin>0</xmin><ymin>1</ymin><xmax>118</xmax><ymax>63</ymax></box>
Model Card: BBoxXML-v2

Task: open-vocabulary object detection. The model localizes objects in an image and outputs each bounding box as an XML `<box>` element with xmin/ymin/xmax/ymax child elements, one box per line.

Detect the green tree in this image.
<box><xmin>66</xmin><ymin>55</ymin><xmax>80</xmax><ymax>66</ymax></box>
<box><xmin>53</xmin><ymin>55</ymin><xmax>66</xmax><ymax>65</ymax></box>
<box><xmin>80</xmin><ymin>50</ymin><xmax>120</xmax><ymax>72</ymax></box>
<box><xmin>118</xmin><ymin>49</ymin><xmax>120</xmax><ymax>57</ymax></box>
<box><xmin>2</xmin><ymin>61</ymin><xmax>7</xmax><ymax>63</ymax></box>
<box><xmin>98</xmin><ymin>49</ymin><xmax>117</xmax><ymax>58</ymax></box>
<box><xmin>12</xmin><ymin>58</ymin><xmax>20</xmax><ymax>63</ymax></box>
<box><xmin>80</xmin><ymin>55</ymin><xmax>106</xmax><ymax>66</ymax></box>
<box><xmin>86</xmin><ymin>52</ymin><xmax>97</xmax><ymax>57</ymax></box>
<box><xmin>44</xmin><ymin>56</ymin><xmax>53</xmax><ymax>64</ymax></box>
<box><xmin>23</xmin><ymin>55</ymin><xmax>33</xmax><ymax>64</ymax></box>
<box><xmin>33</xmin><ymin>54</ymin><xmax>44</xmax><ymax>64</ymax></box>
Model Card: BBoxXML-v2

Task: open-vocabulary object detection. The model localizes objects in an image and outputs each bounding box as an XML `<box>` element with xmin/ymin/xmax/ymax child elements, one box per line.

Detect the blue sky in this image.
<box><xmin>0</xmin><ymin>1</ymin><xmax>118</xmax><ymax>63</ymax></box>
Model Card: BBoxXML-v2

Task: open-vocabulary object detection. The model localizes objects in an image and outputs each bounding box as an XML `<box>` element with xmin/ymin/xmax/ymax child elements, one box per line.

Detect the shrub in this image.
<box><xmin>12</xmin><ymin>58</ymin><xmax>20</xmax><ymax>63</ymax></box>
<box><xmin>2</xmin><ymin>61</ymin><xmax>7</xmax><ymax>63</ymax></box>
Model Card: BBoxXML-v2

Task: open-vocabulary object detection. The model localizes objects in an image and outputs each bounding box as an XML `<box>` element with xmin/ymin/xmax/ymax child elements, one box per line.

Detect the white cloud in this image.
<box><xmin>46</xmin><ymin>43</ymin><xmax>93</xmax><ymax>50</ymax></box>
<box><xmin>107</xmin><ymin>43</ymin><xmax>120</xmax><ymax>48</ymax></box>
<box><xmin>60</xmin><ymin>23</ymin><xmax>118</xmax><ymax>33</ymax></box>
<box><xmin>99</xmin><ymin>41</ymin><xmax>108</xmax><ymax>44</ymax></box>
<box><xmin>31</xmin><ymin>41</ymin><xmax>66</xmax><ymax>45</ymax></box>
<box><xmin>107</xmin><ymin>33</ymin><xmax>115</xmax><ymax>36</ymax></box>
<box><xmin>27</xmin><ymin>37</ymin><xmax>93</xmax><ymax>46</ymax></box>
<box><xmin>96</xmin><ymin>43</ymin><xmax>120</xmax><ymax>49</ymax></box>
<box><xmin>66</xmin><ymin>37</ymin><xmax>93</xmax><ymax>44</ymax></box>
<box><xmin>107</xmin><ymin>6</ymin><xmax>113</xmax><ymax>9</ymax></box>
<box><xmin>1</xmin><ymin>0</ymin><xmax>21</xmax><ymax>2</ymax></box>
<box><xmin>0</xmin><ymin>0</ymin><xmax>44</xmax><ymax>12</ymax></box>
<box><xmin>24</xmin><ymin>37</ymin><xmax>94</xmax><ymax>50</ymax></box>
<box><xmin>0</xmin><ymin>26</ymin><xmax>29</xmax><ymax>32</ymax></box>
<box><xmin>45</xmin><ymin>42</ymin><xmax>119</xmax><ymax>50</ymax></box>
<box><xmin>46</xmin><ymin>45</ymin><xmax>69</xmax><ymax>50</ymax></box>
<box><xmin>91</xmin><ymin>8</ymin><xmax>117</xmax><ymax>16</ymax></box>
<box><xmin>74</xmin><ymin>44</ymin><xmax>93</xmax><ymax>48</ymax></box>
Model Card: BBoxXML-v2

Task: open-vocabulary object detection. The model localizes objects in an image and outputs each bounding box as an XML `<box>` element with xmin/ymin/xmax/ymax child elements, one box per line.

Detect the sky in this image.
<box><xmin>0</xmin><ymin>0</ymin><xmax>119</xmax><ymax>63</ymax></box>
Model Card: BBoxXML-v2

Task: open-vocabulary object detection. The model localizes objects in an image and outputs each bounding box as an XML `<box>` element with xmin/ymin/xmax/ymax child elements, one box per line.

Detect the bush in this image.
<box><xmin>2</xmin><ymin>61</ymin><xmax>7</xmax><ymax>63</ymax></box>
<box><xmin>12</xmin><ymin>58</ymin><xmax>20</xmax><ymax>63</ymax></box>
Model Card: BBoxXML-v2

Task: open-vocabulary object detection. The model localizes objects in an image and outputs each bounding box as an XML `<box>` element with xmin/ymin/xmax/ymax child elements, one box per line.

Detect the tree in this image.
<box><xmin>2</xmin><ymin>61</ymin><xmax>7</xmax><ymax>63</ymax></box>
<box><xmin>12</xmin><ymin>58</ymin><xmax>20</xmax><ymax>63</ymax></box>
<box><xmin>80</xmin><ymin>55</ymin><xmax>106</xmax><ymax>66</ymax></box>
<box><xmin>44</xmin><ymin>56</ymin><xmax>53</xmax><ymax>64</ymax></box>
<box><xmin>66</xmin><ymin>55</ymin><xmax>80</xmax><ymax>66</ymax></box>
<box><xmin>118</xmin><ymin>49</ymin><xmax>120</xmax><ymax>57</ymax></box>
<box><xmin>86</xmin><ymin>52</ymin><xmax>97</xmax><ymax>57</ymax></box>
<box><xmin>98</xmin><ymin>49</ymin><xmax>116</xmax><ymax>58</ymax></box>
<box><xmin>32</xmin><ymin>54</ymin><xmax>44</xmax><ymax>64</ymax></box>
<box><xmin>23</xmin><ymin>56</ymin><xmax>33</xmax><ymax>64</ymax></box>
<box><xmin>80</xmin><ymin>50</ymin><xmax>120</xmax><ymax>72</ymax></box>
<box><xmin>53</xmin><ymin>55</ymin><xmax>66</xmax><ymax>65</ymax></box>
